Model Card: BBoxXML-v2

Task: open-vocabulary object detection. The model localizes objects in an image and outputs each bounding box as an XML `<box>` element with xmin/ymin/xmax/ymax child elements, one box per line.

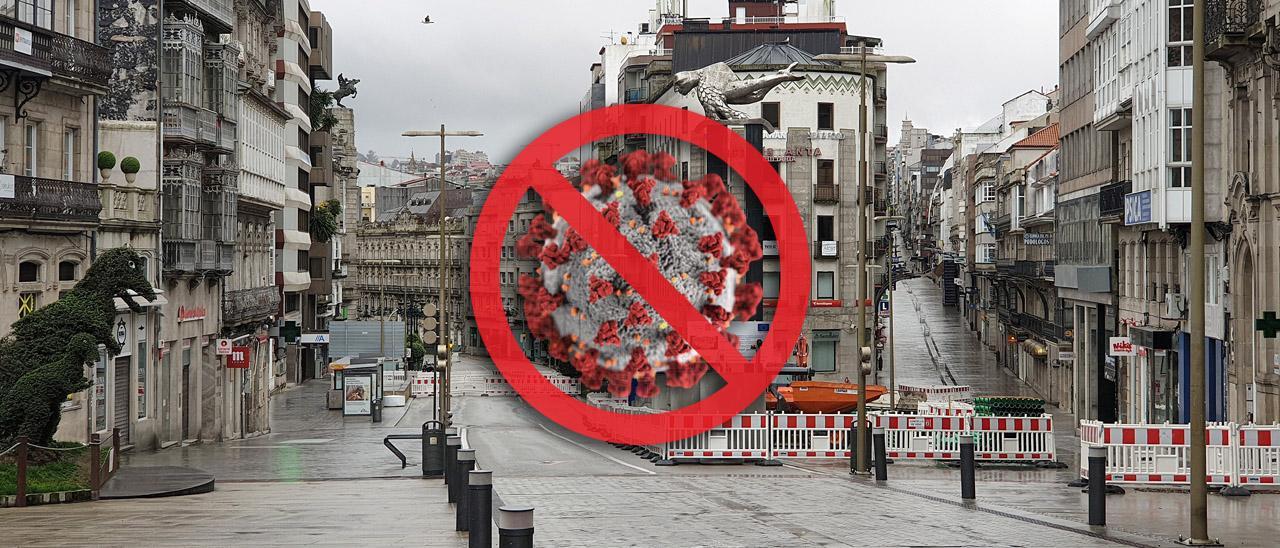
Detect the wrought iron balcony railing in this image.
<box><xmin>1013</xmin><ymin>260</ymin><xmax>1055</xmax><ymax>279</ymax></box>
<box><xmin>813</xmin><ymin>184</ymin><xmax>839</xmax><ymax>204</ymax></box>
<box><xmin>1099</xmin><ymin>180</ymin><xmax>1131</xmax><ymax>218</ymax></box>
<box><xmin>0</xmin><ymin>175</ymin><xmax>101</xmax><ymax>223</ymax></box>
<box><xmin>1206</xmin><ymin>0</ymin><xmax>1264</xmax><ymax>60</ymax></box>
<box><xmin>223</xmin><ymin>286</ymin><xmax>281</xmax><ymax>325</ymax></box>
<box><xmin>813</xmin><ymin>241</ymin><xmax>839</xmax><ymax>259</ymax></box>
<box><xmin>0</xmin><ymin>15</ymin><xmax>112</xmax><ymax>89</ymax></box>
<box><xmin>182</xmin><ymin>0</ymin><xmax>235</xmax><ymax>32</ymax></box>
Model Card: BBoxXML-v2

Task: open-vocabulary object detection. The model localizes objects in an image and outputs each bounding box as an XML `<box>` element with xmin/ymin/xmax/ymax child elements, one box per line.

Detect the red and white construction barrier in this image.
<box><xmin>919</xmin><ymin>400</ymin><xmax>976</xmax><ymax>416</ymax></box>
<box><xmin>583</xmin><ymin>400</ymin><xmax>1057</xmax><ymax>464</ymax></box>
<box><xmin>666</xmin><ymin>414</ymin><xmax>772</xmax><ymax>459</ymax></box>
<box><xmin>411</xmin><ymin>371</ymin><xmax>581</xmax><ymax>398</ymax></box>
<box><xmin>1078</xmin><ymin>421</ymin><xmax>1240</xmax><ymax>486</ymax></box>
<box><xmin>1237</xmin><ymin>425</ymin><xmax>1280</xmax><ymax>485</ymax></box>
<box><xmin>898</xmin><ymin>383</ymin><xmax>973</xmax><ymax>403</ymax></box>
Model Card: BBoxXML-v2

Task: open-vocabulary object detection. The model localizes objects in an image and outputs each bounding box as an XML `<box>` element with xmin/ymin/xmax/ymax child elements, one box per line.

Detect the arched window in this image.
<box><xmin>18</xmin><ymin>261</ymin><xmax>41</xmax><ymax>283</ymax></box>
<box><xmin>58</xmin><ymin>260</ymin><xmax>79</xmax><ymax>282</ymax></box>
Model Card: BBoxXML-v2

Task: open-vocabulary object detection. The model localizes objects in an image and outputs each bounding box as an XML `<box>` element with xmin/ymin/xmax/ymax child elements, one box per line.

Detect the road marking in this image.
<box><xmin>279</xmin><ymin>439</ymin><xmax>333</xmax><ymax>445</ymax></box>
<box><xmin>532</xmin><ymin>421</ymin><xmax>657</xmax><ymax>475</ymax></box>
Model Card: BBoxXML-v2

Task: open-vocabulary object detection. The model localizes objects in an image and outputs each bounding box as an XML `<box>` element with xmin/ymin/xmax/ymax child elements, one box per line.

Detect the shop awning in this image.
<box><xmin>113</xmin><ymin>289</ymin><xmax>167</xmax><ymax>312</ymax></box>
<box><xmin>1021</xmin><ymin>339</ymin><xmax>1049</xmax><ymax>358</ymax></box>
<box><xmin>1130</xmin><ymin>326</ymin><xmax>1176</xmax><ymax>350</ymax></box>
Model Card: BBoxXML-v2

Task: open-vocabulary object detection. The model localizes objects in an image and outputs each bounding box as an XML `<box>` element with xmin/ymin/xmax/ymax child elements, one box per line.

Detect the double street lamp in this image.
<box><xmin>402</xmin><ymin>126</ymin><xmax>483</xmax><ymax>430</ymax></box>
<box><xmin>817</xmin><ymin>43</ymin><xmax>915</xmax><ymax>475</ymax></box>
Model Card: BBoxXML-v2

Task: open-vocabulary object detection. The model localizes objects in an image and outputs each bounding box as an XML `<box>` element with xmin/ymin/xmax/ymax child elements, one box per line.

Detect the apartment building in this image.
<box><xmin>1205</xmin><ymin>0</ymin><xmax>1280</xmax><ymax>423</ymax></box>
<box><xmin>1090</xmin><ymin>0</ymin><xmax>1228</xmax><ymax>424</ymax></box>
<box><xmin>1058</xmin><ymin>0</ymin><xmax>1118</xmax><ymax>422</ymax></box>
<box><xmin>1</xmin><ymin>0</ymin><xmax>110</xmax><ymax>444</ymax></box>
<box><xmin>274</xmin><ymin>0</ymin><xmax>316</xmax><ymax>383</ymax></box>
<box><xmin>222</xmin><ymin>0</ymin><xmax>290</xmax><ymax>438</ymax></box>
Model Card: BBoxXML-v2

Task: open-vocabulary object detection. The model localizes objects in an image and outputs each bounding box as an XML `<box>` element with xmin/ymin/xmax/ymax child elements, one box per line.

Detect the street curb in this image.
<box><xmin>783</xmin><ymin>461</ymin><xmax>1169</xmax><ymax>548</ymax></box>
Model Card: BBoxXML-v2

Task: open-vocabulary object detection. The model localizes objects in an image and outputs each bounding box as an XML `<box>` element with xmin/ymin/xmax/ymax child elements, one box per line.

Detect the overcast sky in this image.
<box><xmin>310</xmin><ymin>0</ymin><xmax>1058</xmax><ymax>164</ymax></box>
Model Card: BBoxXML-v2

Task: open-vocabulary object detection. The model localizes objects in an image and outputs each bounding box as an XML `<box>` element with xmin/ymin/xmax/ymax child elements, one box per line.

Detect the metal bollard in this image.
<box><xmin>959</xmin><ymin>434</ymin><xmax>976</xmax><ymax>500</ymax></box>
<box><xmin>443</xmin><ymin>428</ymin><xmax>459</xmax><ymax>483</ymax></box>
<box><xmin>422</xmin><ymin>420</ymin><xmax>445</xmax><ymax>477</ymax></box>
<box><xmin>468</xmin><ymin>470</ymin><xmax>493</xmax><ymax>547</ymax></box>
<box><xmin>445</xmin><ymin>435</ymin><xmax>462</xmax><ymax>500</ymax></box>
<box><xmin>1088</xmin><ymin>445</ymin><xmax>1107</xmax><ymax>526</ymax></box>
<box><xmin>455</xmin><ymin>449</ymin><xmax>476</xmax><ymax>532</ymax></box>
<box><xmin>498</xmin><ymin>505</ymin><xmax>535</xmax><ymax>548</ymax></box>
<box><xmin>873</xmin><ymin>427</ymin><xmax>888</xmax><ymax>481</ymax></box>
<box><xmin>848</xmin><ymin>420</ymin><xmax>875</xmax><ymax>474</ymax></box>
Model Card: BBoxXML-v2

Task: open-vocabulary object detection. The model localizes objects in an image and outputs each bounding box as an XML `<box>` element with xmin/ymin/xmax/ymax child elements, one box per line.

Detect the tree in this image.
<box><xmin>406</xmin><ymin>332</ymin><xmax>428</xmax><ymax>371</ymax></box>
<box><xmin>310</xmin><ymin>89</ymin><xmax>339</xmax><ymax>133</ymax></box>
<box><xmin>309</xmin><ymin>199</ymin><xmax>343</xmax><ymax>243</ymax></box>
<box><xmin>0</xmin><ymin>248</ymin><xmax>155</xmax><ymax>445</ymax></box>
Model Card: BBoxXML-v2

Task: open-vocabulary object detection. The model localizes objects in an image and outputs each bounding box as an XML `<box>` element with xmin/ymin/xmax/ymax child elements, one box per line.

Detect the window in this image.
<box><xmin>817</xmin><ymin>103</ymin><xmax>834</xmax><ymax>131</ymax></box>
<box><xmin>63</xmin><ymin>0</ymin><xmax>75</xmax><ymax>37</ymax></box>
<box><xmin>24</xmin><ymin>123</ymin><xmax>38</xmax><ymax>177</ymax></box>
<box><xmin>1015</xmin><ymin>185</ymin><xmax>1026</xmax><ymax>219</ymax></box>
<box><xmin>63</xmin><ymin>128</ymin><xmax>78</xmax><ymax>180</ymax></box>
<box><xmin>16</xmin><ymin>0</ymin><xmax>53</xmax><ymax>29</ymax></box>
<box><xmin>309</xmin><ymin>26</ymin><xmax>319</xmax><ymax>47</ymax></box>
<box><xmin>817</xmin><ymin>159</ymin><xmax>835</xmax><ymax>187</ymax></box>
<box><xmin>58</xmin><ymin>260</ymin><xmax>77</xmax><ymax>281</ymax></box>
<box><xmin>309</xmin><ymin>257</ymin><xmax>324</xmax><ymax>279</ymax></box>
<box><xmin>0</xmin><ymin>120</ymin><xmax>7</xmax><ymax>172</ymax></box>
<box><xmin>811</xmin><ymin>336</ymin><xmax>837</xmax><ymax>373</ymax></box>
<box><xmin>1206</xmin><ymin>255</ymin><xmax>1220</xmax><ymax>305</ymax></box>
<box><xmin>762</xmin><ymin>272</ymin><xmax>780</xmax><ymax>299</ymax></box>
<box><xmin>1169</xmin><ymin>108</ymin><xmax>1192</xmax><ymax>187</ymax></box>
<box><xmin>18</xmin><ymin>260</ymin><xmax>41</xmax><ymax>282</ymax></box>
<box><xmin>816</xmin><ymin>215</ymin><xmax>834</xmax><ymax>241</ymax></box>
<box><xmin>816</xmin><ymin>271</ymin><xmax>834</xmax><ymax>299</ymax></box>
<box><xmin>979</xmin><ymin>180</ymin><xmax>995</xmax><ymax>203</ymax></box>
<box><xmin>1167</xmin><ymin>0</ymin><xmax>1193</xmax><ymax>67</ymax></box>
<box><xmin>137</xmin><ymin>338</ymin><xmax>147</xmax><ymax>419</ymax></box>
<box><xmin>978</xmin><ymin>243</ymin><xmax>997</xmax><ymax>264</ymax></box>
<box><xmin>761</xmin><ymin>102</ymin><xmax>780</xmax><ymax>129</ymax></box>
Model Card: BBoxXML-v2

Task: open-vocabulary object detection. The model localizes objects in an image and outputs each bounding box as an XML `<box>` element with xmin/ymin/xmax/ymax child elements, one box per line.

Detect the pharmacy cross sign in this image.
<box><xmin>1258</xmin><ymin>311</ymin><xmax>1280</xmax><ymax>339</ymax></box>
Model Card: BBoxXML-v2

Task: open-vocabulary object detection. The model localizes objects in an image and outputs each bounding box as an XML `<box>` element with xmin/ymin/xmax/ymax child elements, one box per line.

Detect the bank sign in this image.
<box><xmin>1124</xmin><ymin>190</ymin><xmax>1153</xmax><ymax>226</ymax></box>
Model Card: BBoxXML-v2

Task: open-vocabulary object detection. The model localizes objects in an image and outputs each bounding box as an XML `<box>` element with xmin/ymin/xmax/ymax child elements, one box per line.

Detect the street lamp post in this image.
<box><xmin>817</xmin><ymin>43</ymin><xmax>915</xmax><ymax>475</ymax></box>
<box><xmin>403</xmin><ymin>126</ymin><xmax>483</xmax><ymax>430</ymax></box>
<box><xmin>876</xmin><ymin>215</ymin><xmax>906</xmax><ymax>411</ymax></box>
<box><xmin>1185</xmin><ymin>1</ymin><xmax>1211</xmax><ymax>544</ymax></box>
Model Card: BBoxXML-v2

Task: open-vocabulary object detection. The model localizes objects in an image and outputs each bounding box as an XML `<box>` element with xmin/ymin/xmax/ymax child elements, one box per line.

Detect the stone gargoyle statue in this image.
<box><xmin>674</xmin><ymin>62</ymin><xmax>805</xmax><ymax>123</ymax></box>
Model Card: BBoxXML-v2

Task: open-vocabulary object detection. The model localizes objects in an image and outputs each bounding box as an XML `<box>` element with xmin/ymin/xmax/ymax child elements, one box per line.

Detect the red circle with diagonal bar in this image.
<box><xmin>470</xmin><ymin>104</ymin><xmax>810</xmax><ymax>445</ymax></box>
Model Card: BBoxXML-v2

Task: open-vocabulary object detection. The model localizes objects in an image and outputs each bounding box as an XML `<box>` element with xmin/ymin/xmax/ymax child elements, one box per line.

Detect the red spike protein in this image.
<box><xmin>516</xmin><ymin>151</ymin><xmax>763</xmax><ymax>399</ymax></box>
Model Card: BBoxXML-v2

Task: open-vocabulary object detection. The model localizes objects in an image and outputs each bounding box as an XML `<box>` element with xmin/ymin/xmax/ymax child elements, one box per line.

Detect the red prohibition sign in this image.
<box><xmin>471</xmin><ymin>104</ymin><xmax>811</xmax><ymax>445</ymax></box>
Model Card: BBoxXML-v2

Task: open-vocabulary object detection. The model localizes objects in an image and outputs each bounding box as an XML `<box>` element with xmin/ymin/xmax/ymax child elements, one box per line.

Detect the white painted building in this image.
<box><xmin>357</xmin><ymin>161</ymin><xmax>419</xmax><ymax>188</ymax></box>
<box><xmin>1089</xmin><ymin>0</ymin><xmax>1229</xmax><ymax>423</ymax></box>
<box><xmin>649</xmin><ymin>43</ymin><xmax>876</xmax><ymax>383</ymax></box>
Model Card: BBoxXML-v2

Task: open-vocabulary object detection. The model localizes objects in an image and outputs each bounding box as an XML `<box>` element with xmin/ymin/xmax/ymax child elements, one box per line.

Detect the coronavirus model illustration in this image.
<box><xmin>517</xmin><ymin>151</ymin><xmax>763</xmax><ymax>399</ymax></box>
